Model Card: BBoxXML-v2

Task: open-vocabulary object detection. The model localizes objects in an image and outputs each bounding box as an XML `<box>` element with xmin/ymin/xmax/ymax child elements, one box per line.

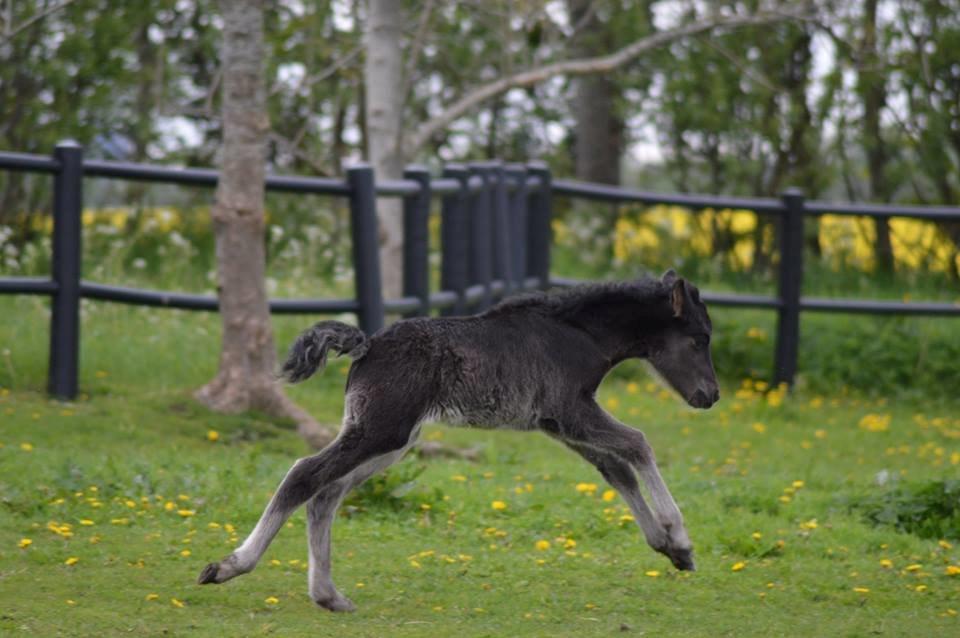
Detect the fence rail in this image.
<box><xmin>1</xmin><ymin>141</ymin><xmax>959</xmax><ymax>400</ymax></box>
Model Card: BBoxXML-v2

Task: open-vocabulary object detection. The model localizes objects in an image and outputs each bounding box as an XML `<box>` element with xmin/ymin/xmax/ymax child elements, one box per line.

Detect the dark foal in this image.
<box><xmin>199</xmin><ymin>270</ymin><xmax>720</xmax><ymax>611</ymax></box>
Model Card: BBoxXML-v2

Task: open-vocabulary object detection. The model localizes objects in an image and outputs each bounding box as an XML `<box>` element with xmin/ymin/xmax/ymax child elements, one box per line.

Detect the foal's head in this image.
<box><xmin>647</xmin><ymin>270</ymin><xmax>720</xmax><ymax>409</ymax></box>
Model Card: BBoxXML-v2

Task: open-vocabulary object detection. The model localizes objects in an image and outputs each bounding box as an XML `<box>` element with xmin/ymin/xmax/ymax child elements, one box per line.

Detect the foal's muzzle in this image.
<box><xmin>689</xmin><ymin>387</ymin><xmax>719</xmax><ymax>409</ymax></box>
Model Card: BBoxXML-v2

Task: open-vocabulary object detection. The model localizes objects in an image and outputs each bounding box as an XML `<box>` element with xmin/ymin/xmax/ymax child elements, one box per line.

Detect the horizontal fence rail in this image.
<box><xmin>0</xmin><ymin>143</ymin><xmax>550</xmax><ymax>398</ymax></box>
<box><xmin>1</xmin><ymin>141</ymin><xmax>959</xmax><ymax>399</ymax></box>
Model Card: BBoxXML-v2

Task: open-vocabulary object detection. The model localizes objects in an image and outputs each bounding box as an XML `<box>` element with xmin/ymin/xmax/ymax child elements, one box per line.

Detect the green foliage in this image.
<box><xmin>853</xmin><ymin>481</ymin><xmax>960</xmax><ymax>540</ymax></box>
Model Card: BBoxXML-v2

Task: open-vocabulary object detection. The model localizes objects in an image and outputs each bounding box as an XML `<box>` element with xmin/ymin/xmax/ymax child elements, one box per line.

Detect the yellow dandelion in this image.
<box><xmin>939</xmin><ymin>539</ymin><xmax>953</xmax><ymax>550</ymax></box>
<box><xmin>645</xmin><ymin>570</ymin><xmax>660</xmax><ymax>577</ymax></box>
<box><xmin>731</xmin><ymin>561</ymin><xmax>746</xmax><ymax>572</ymax></box>
<box><xmin>264</xmin><ymin>596</ymin><xmax>279</xmax><ymax>605</ymax></box>
<box><xmin>409</xmin><ymin>560</ymin><xmax>421</xmax><ymax>568</ymax></box>
<box><xmin>20</xmin><ymin>442</ymin><xmax>33</xmax><ymax>452</ymax></box>
<box><xmin>64</xmin><ymin>557</ymin><xmax>79</xmax><ymax>566</ymax></box>
<box><xmin>564</xmin><ymin>538</ymin><xmax>577</xmax><ymax>549</ymax></box>
<box><xmin>879</xmin><ymin>559</ymin><xmax>893</xmax><ymax>569</ymax></box>
<box><xmin>491</xmin><ymin>501</ymin><xmax>507</xmax><ymax>511</ymax></box>
<box><xmin>906</xmin><ymin>564</ymin><xmax>923</xmax><ymax>572</ymax></box>
<box><xmin>575</xmin><ymin>482</ymin><xmax>598</xmax><ymax>494</ymax></box>
<box><xmin>605</xmin><ymin>397</ymin><xmax>620</xmax><ymax>411</ymax></box>
<box><xmin>535</xmin><ymin>540</ymin><xmax>551</xmax><ymax>551</ymax></box>
<box><xmin>626</xmin><ymin>382</ymin><xmax>639</xmax><ymax>394</ymax></box>
<box><xmin>792</xmin><ymin>480</ymin><xmax>805</xmax><ymax>488</ymax></box>
<box><xmin>355</xmin><ymin>582</ymin><xmax>365</xmax><ymax>588</ymax></box>
<box><xmin>451</xmin><ymin>474</ymin><xmax>467</xmax><ymax>482</ymax></box>
<box><xmin>164</xmin><ymin>501</ymin><xmax>175</xmax><ymax>512</ymax></box>
<box><xmin>799</xmin><ymin>519</ymin><xmax>818</xmax><ymax>531</ymax></box>
<box><xmin>171</xmin><ymin>598</ymin><xmax>185</xmax><ymax>608</ymax></box>
<box><xmin>602</xmin><ymin>489</ymin><xmax>617</xmax><ymax>502</ymax></box>
<box><xmin>79</xmin><ymin>519</ymin><xmax>94</xmax><ymax>526</ymax></box>
<box><xmin>177</xmin><ymin>509</ymin><xmax>195</xmax><ymax>518</ymax></box>
<box><xmin>18</xmin><ymin>538</ymin><xmax>32</xmax><ymax>549</ymax></box>
<box><xmin>751</xmin><ymin>532</ymin><xmax>762</xmax><ymax>541</ymax></box>
<box><xmin>915</xmin><ymin>585</ymin><xmax>928</xmax><ymax>592</ymax></box>
<box><xmin>180</xmin><ymin>549</ymin><xmax>191</xmax><ymax>557</ymax></box>
<box><xmin>814</xmin><ymin>429</ymin><xmax>827</xmax><ymax>439</ymax></box>
<box><xmin>145</xmin><ymin>593</ymin><xmax>159</xmax><ymax>601</ymax></box>
<box><xmin>206</xmin><ymin>430</ymin><xmax>219</xmax><ymax>442</ymax></box>
<box><xmin>66</xmin><ymin>599</ymin><xmax>76</xmax><ymax>605</ymax></box>
<box><xmin>752</xmin><ymin>422</ymin><xmax>766</xmax><ymax>434</ymax></box>
<box><xmin>945</xmin><ymin>565</ymin><xmax>960</xmax><ymax>576</ymax></box>
<box><xmin>853</xmin><ymin>587</ymin><xmax>870</xmax><ymax>593</ymax></box>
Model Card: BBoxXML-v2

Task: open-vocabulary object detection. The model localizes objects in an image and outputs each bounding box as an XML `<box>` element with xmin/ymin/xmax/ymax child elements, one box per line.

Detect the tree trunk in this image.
<box><xmin>568</xmin><ymin>0</ymin><xmax>622</xmax><ymax>186</ymax></box>
<box><xmin>196</xmin><ymin>0</ymin><xmax>332</xmax><ymax>449</ymax></box>
<box><xmin>364</xmin><ymin>0</ymin><xmax>405</xmax><ymax>299</ymax></box>
<box><xmin>860</xmin><ymin>0</ymin><xmax>895</xmax><ymax>274</ymax></box>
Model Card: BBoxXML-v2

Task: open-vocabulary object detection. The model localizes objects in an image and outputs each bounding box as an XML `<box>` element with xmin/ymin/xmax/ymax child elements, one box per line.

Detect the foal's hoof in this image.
<box><xmin>314</xmin><ymin>593</ymin><xmax>356</xmax><ymax>613</ymax></box>
<box><xmin>197</xmin><ymin>555</ymin><xmax>248</xmax><ymax>584</ymax></box>
<box><xmin>198</xmin><ymin>562</ymin><xmax>222</xmax><ymax>584</ymax></box>
<box><xmin>668</xmin><ymin>548</ymin><xmax>696</xmax><ymax>572</ymax></box>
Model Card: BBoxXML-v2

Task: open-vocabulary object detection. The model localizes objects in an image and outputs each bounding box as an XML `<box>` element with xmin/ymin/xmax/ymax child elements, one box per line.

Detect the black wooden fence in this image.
<box><xmin>1</xmin><ymin>141</ymin><xmax>959</xmax><ymax>400</ymax></box>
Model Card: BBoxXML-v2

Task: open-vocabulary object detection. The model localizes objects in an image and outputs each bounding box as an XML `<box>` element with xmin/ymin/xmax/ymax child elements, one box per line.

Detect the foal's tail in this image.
<box><xmin>280</xmin><ymin>321</ymin><xmax>369</xmax><ymax>384</ymax></box>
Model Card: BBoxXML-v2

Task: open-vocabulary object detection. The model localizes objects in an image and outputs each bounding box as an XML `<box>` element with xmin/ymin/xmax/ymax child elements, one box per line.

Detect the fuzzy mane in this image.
<box><xmin>483</xmin><ymin>277</ymin><xmax>668</xmax><ymax>319</ymax></box>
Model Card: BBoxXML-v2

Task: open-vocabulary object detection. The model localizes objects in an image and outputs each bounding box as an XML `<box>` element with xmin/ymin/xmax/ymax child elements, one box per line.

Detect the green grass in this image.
<box><xmin>2</xmin><ymin>298</ymin><xmax>960</xmax><ymax>636</ymax></box>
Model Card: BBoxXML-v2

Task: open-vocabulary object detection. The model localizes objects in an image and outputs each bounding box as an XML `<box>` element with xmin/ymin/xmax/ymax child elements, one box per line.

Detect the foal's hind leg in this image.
<box><xmin>198</xmin><ymin>431</ymin><xmax>378</xmax><ymax>585</ymax></box>
<box><xmin>306</xmin><ymin>436</ymin><xmax>419</xmax><ymax>612</ymax></box>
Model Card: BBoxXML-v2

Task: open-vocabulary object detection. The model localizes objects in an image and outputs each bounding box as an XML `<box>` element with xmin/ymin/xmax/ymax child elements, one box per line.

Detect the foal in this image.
<box><xmin>199</xmin><ymin>271</ymin><xmax>719</xmax><ymax>611</ymax></box>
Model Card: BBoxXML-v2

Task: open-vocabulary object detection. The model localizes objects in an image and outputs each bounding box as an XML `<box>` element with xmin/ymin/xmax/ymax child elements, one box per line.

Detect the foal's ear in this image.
<box><xmin>661</xmin><ymin>269</ymin><xmax>678</xmax><ymax>286</ymax></box>
<box><xmin>670</xmin><ymin>278</ymin><xmax>688</xmax><ymax>318</ymax></box>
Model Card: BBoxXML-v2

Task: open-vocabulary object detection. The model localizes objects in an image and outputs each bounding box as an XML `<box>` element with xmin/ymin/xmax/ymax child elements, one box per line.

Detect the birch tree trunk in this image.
<box><xmin>364</xmin><ymin>0</ymin><xmax>405</xmax><ymax>299</ymax></box>
<box><xmin>196</xmin><ymin>0</ymin><xmax>332</xmax><ymax>449</ymax></box>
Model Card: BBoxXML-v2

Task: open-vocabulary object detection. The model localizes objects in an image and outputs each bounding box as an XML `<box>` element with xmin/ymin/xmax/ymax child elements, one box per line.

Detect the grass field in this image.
<box><xmin>1</xmin><ymin>298</ymin><xmax>960</xmax><ymax>637</ymax></box>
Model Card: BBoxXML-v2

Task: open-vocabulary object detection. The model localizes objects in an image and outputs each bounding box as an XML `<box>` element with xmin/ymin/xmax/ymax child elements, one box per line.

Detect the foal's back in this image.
<box><xmin>345</xmin><ymin>303</ymin><xmax>606</xmax><ymax>432</ymax></box>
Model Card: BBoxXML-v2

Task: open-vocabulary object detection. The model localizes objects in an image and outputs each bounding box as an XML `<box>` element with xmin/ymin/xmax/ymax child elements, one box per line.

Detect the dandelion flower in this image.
<box><xmin>575</xmin><ymin>482</ymin><xmax>598</xmax><ymax>494</ymax></box>
<box><xmin>939</xmin><ymin>540</ymin><xmax>953</xmax><ymax>550</ymax></box>
<box><xmin>879</xmin><ymin>559</ymin><xmax>893</xmax><ymax>569</ymax></box>
<box><xmin>752</xmin><ymin>422</ymin><xmax>766</xmax><ymax>434</ymax></box>
<box><xmin>171</xmin><ymin>598</ymin><xmax>185</xmax><ymax>608</ymax></box>
<box><xmin>206</xmin><ymin>430</ymin><xmax>219</xmax><ymax>442</ymax></box>
<box><xmin>177</xmin><ymin>509</ymin><xmax>195</xmax><ymax>518</ymax></box>
<box><xmin>79</xmin><ymin>519</ymin><xmax>94</xmax><ymax>526</ymax></box>
<box><xmin>645</xmin><ymin>570</ymin><xmax>660</xmax><ymax>577</ymax></box>
<box><xmin>18</xmin><ymin>538</ymin><xmax>32</xmax><ymax>549</ymax></box>
<box><xmin>602</xmin><ymin>490</ymin><xmax>617</xmax><ymax>502</ymax></box>
<box><xmin>20</xmin><ymin>442</ymin><xmax>33</xmax><ymax>452</ymax></box>
<box><xmin>535</xmin><ymin>540</ymin><xmax>551</xmax><ymax>551</ymax></box>
<box><xmin>906</xmin><ymin>563</ymin><xmax>923</xmax><ymax>572</ymax></box>
<box><xmin>451</xmin><ymin>474</ymin><xmax>467</xmax><ymax>482</ymax></box>
<box><xmin>491</xmin><ymin>501</ymin><xmax>507</xmax><ymax>511</ymax></box>
<box><xmin>180</xmin><ymin>549</ymin><xmax>191</xmax><ymax>557</ymax></box>
<box><xmin>145</xmin><ymin>593</ymin><xmax>159</xmax><ymax>601</ymax></box>
<box><xmin>945</xmin><ymin>566</ymin><xmax>960</xmax><ymax>576</ymax></box>
<box><xmin>264</xmin><ymin>596</ymin><xmax>279</xmax><ymax>605</ymax></box>
<box><xmin>64</xmin><ymin>557</ymin><xmax>79</xmax><ymax>566</ymax></box>
<box><xmin>853</xmin><ymin>587</ymin><xmax>870</xmax><ymax>593</ymax></box>
<box><xmin>731</xmin><ymin>562</ymin><xmax>746</xmax><ymax>572</ymax></box>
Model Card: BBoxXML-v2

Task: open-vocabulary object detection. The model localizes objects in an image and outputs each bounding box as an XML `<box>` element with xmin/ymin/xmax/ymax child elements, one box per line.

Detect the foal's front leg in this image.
<box><xmin>560</xmin><ymin>405</ymin><xmax>695</xmax><ymax>570</ymax></box>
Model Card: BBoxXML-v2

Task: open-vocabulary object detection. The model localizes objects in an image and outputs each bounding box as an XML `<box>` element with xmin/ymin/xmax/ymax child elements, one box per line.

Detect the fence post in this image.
<box><xmin>467</xmin><ymin>163</ymin><xmax>493</xmax><ymax>310</ymax></box>
<box><xmin>48</xmin><ymin>141</ymin><xmax>83</xmax><ymax>400</ymax></box>
<box><xmin>526</xmin><ymin>161</ymin><xmax>552</xmax><ymax>289</ymax></box>
<box><xmin>440</xmin><ymin>164</ymin><xmax>469</xmax><ymax>315</ymax></box>
<box><xmin>774</xmin><ymin>188</ymin><xmax>805</xmax><ymax>387</ymax></box>
<box><xmin>505</xmin><ymin>163</ymin><xmax>528</xmax><ymax>288</ymax></box>
<box><xmin>484</xmin><ymin>162</ymin><xmax>512</xmax><ymax>297</ymax></box>
<box><xmin>402</xmin><ymin>165</ymin><xmax>431</xmax><ymax>317</ymax></box>
<box><xmin>346</xmin><ymin>164</ymin><xmax>384</xmax><ymax>334</ymax></box>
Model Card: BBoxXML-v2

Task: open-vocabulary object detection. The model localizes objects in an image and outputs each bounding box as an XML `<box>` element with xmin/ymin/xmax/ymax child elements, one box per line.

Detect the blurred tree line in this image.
<box><xmin>1</xmin><ymin>0</ymin><xmax>959</xmax><ymax>277</ymax></box>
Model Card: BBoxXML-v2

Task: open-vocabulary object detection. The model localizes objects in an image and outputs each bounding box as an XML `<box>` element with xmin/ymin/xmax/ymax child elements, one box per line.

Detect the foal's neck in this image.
<box><xmin>562</xmin><ymin>295</ymin><xmax>668</xmax><ymax>364</ymax></box>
